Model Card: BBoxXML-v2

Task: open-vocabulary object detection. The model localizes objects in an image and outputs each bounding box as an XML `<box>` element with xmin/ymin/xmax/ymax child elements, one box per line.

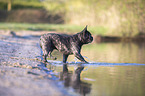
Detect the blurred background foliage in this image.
<box><xmin>0</xmin><ymin>0</ymin><xmax>144</xmax><ymax>37</ymax></box>
<box><xmin>43</xmin><ymin>0</ymin><xmax>145</xmax><ymax>37</ymax></box>
<box><xmin>0</xmin><ymin>0</ymin><xmax>43</xmax><ymax>10</ymax></box>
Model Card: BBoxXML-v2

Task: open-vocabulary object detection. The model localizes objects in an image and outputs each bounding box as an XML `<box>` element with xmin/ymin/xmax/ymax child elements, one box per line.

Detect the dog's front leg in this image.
<box><xmin>63</xmin><ymin>54</ymin><xmax>69</xmax><ymax>63</ymax></box>
<box><xmin>74</xmin><ymin>53</ymin><xmax>88</xmax><ymax>63</ymax></box>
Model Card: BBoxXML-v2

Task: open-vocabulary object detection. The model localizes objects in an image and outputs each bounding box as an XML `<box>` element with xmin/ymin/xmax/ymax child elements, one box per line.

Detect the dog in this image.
<box><xmin>40</xmin><ymin>25</ymin><xmax>93</xmax><ymax>63</ymax></box>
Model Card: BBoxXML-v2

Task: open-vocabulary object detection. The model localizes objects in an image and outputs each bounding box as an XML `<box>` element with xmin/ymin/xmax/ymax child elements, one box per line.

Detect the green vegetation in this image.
<box><xmin>0</xmin><ymin>0</ymin><xmax>144</xmax><ymax>37</ymax></box>
<box><xmin>0</xmin><ymin>23</ymin><xmax>107</xmax><ymax>35</ymax></box>
<box><xmin>0</xmin><ymin>0</ymin><xmax>43</xmax><ymax>10</ymax></box>
<box><xmin>43</xmin><ymin>0</ymin><xmax>145</xmax><ymax>37</ymax></box>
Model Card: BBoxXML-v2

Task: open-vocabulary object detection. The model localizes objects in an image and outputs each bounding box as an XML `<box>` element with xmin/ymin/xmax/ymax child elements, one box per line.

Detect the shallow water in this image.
<box><xmin>47</xmin><ymin>42</ymin><xmax>145</xmax><ymax>96</ymax></box>
<box><xmin>46</xmin><ymin>63</ymin><xmax>145</xmax><ymax>96</ymax></box>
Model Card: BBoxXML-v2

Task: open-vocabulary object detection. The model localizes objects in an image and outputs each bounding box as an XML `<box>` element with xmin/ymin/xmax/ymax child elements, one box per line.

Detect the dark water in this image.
<box><xmin>47</xmin><ymin>42</ymin><xmax>145</xmax><ymax>96</ymax></box>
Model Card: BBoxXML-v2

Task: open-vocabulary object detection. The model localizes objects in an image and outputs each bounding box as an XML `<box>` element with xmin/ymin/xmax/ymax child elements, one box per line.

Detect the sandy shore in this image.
<box><xmin>0</xmin><ymin>31</ymin><xmax>74</xmax><ymax>96</ymax></box>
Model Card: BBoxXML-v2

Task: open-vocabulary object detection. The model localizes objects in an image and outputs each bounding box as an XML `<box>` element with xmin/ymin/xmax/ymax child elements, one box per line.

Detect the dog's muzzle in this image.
<box><xmin>88</xmin><ymin>36</ymin><xmax>93</xmax><ymax>43</ymax></box>
<box><xmin>90</xmin><ymin>36</ymin><xmax>93</xmax><ymax>42</ymax></box>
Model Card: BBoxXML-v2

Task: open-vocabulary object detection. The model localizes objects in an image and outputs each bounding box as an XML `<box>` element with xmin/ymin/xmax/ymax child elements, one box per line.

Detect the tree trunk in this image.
<box><xmin>7</xmin><ymin>0</ymin><xmax>12</xmax><ymax>11</ymax></box>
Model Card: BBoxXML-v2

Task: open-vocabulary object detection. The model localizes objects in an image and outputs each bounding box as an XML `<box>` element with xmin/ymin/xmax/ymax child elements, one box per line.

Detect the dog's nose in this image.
<box><xmin>91</xmin><ymin>36</ymin><xmax>93</xmax><ymax>41</ymax></box>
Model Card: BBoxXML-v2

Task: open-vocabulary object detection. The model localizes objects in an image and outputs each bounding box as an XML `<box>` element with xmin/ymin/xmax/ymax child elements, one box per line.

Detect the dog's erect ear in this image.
<box><xmin>81</xmin><ymin>25</ymin><xmax>88</xmax><ymax>38</ymax></box>
<box><xmin>82</xmin><ymin>25</ymin><xmax>87</xmax><ymax>33</ymax></box>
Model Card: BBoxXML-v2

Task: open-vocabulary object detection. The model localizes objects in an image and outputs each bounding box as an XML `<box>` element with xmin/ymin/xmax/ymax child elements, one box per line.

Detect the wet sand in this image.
<box><xmin>0</xmin><ymin>31</ymin><xmax>74</xmax><ymax>96</ymax></box>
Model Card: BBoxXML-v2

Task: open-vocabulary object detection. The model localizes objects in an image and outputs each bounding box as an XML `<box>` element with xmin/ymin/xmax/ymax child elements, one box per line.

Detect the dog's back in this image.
<box><xmin>40</xmin><ymin>33</ymin><xmax>73</xmax><ymax>54</ymax></box>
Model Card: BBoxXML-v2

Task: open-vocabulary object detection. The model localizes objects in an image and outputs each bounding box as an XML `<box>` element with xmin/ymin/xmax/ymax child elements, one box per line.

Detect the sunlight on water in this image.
<box><xmin>83</xmin><ymin>78</ymin><xmax>96</xmax><ymax>81</ymax></box>
<box><xmin>46</xmin><ymin>62</ymin><xmax>145</xmax><ymax>96</ymax></box>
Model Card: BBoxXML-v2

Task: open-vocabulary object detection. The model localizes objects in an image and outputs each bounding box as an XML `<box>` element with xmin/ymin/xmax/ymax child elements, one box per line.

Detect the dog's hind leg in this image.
<box><xmin>42</xmin><ymin>45</ymin><xmax>57</xmax><ymax>62</ymax></box>
<box><xmin>48</xmin><ymin>50</ymin><xmax>57</xmax><ymax>60</ymax></box>
<box><xmin>40</xmin><ymin>41</ymin><xmax>50</xmax><ymax>62</ymax></box>
<box><xmin>42</xmin><ymin>47</ymin><xmax>49</xmax><ymax>62</ymax></box>
<box><xmin>40</xmin><ymin>37</ymin><xmax>57</xmax><ymax>61</ymax></box>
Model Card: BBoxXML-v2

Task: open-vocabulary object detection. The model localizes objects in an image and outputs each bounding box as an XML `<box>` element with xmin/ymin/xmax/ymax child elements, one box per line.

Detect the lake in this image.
<box><xmin>46</xmin><ymin>42</ymin><xmax>145</xmax><ymax>96</ymax></box>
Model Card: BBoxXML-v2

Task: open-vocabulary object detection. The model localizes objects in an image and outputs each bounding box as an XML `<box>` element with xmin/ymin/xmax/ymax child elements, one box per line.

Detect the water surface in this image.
<box><xmin>45</xmin><ymin>63</ymin><xmax>145</xmax><ymax>96</ymax></box>
<box><xmin>48</xmin><ymin>42</ymin><xmax>145</xmax><ymax>96</ymax></box>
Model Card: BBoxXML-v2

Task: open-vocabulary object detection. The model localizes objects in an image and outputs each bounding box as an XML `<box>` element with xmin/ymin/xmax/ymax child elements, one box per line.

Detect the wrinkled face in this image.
<box><xmin>83</xmin><ymin>31</ymin><xmax>93</xmax><ymax>44</ymax></box>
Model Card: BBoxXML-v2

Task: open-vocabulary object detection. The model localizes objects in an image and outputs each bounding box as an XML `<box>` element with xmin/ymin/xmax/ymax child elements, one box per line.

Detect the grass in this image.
<box><xmin>0</xmin><ymin>0</ymin><xmax>43</xmax><ymax>10</ymax></box>
<box><xmin>0</xmin><ymin>22</ymin><xmax>107</xmax><ymax>35</ymax></box>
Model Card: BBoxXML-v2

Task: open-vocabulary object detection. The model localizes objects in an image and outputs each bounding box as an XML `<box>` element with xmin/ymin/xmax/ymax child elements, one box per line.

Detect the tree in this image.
<box><xmin>0</xmin><ymin>0</ymin><xmax>12</xmax><ymax>11</ymax></box>
<box><xmin>7</xmin><ymin>0</ymin><xmax>12</xmax><ymax>11</ymax></box>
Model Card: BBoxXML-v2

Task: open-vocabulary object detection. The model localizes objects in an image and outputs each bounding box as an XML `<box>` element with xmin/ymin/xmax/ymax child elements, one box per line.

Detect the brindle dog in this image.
<box><xmin>40</xmin><ymin>26</ymin><xmax>93</xmax><ymax>63</ymax></box>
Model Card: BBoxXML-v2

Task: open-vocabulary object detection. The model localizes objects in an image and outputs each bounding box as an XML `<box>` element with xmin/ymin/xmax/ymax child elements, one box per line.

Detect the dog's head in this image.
<box><xmin>78</xmin><ymin>26</ymin><xmax>93</xmax><ymax>44</ymax></box>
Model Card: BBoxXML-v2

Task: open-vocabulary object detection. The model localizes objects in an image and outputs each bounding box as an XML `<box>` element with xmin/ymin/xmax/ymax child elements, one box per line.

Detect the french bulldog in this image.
<box><xmin>40</xmin><ymin>26</ymin><xmax>93</xmax><ymax>63</ymax></box>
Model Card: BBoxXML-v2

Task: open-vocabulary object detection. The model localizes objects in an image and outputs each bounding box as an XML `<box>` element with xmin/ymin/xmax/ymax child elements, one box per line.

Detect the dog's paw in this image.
<box><xmin>83</xmin><ymin>61</ymin><xmax>89</xmax><ymax>63</ymax></box>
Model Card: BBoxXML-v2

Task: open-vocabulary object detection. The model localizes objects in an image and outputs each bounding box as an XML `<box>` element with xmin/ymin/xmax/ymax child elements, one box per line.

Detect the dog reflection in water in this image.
<box><xmin>59</xmin><ymin>64</ymin><xmax>91</xmax><ymax>95</ymax></box>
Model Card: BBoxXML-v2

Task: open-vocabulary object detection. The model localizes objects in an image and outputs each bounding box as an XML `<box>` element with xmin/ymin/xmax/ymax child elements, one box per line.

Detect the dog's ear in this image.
<box><xmin>81</xmin><ymin>25</ymin><xmax>87</xmax><ymax>38</ymax></box>
<box><xmin>82</xmin><ymin>25</ymin><xmax>87</xmax><ymax>33</ymax></box>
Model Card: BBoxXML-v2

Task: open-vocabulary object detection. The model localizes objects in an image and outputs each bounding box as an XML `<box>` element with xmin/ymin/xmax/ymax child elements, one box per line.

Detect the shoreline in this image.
<box><xmin>95</xmin><ymin>35</ymin><xmax>145</xmax><ymax>43</ymax></box>
<box><xmin>1</xmin><ymin>30</ymin><xmax>145</xmax><ymax>43</ymax></box>
<box><xmin>0</xmin><ymin>32</ymin><xmax>75</xmax><ymax>96</ymax></box>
